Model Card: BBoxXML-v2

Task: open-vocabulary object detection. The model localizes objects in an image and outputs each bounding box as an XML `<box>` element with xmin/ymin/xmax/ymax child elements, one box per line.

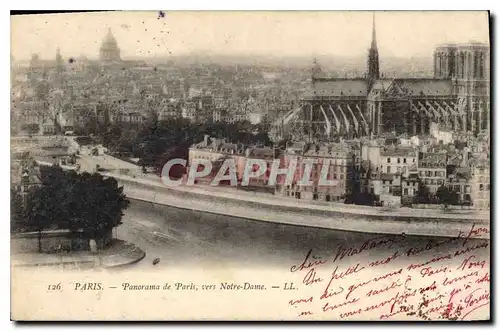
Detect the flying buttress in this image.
<box><xmin>337</xmin><ymin>104</ymin><xmax>350</xmax><ymax>134</ymax></box>
<box><xmin>328</xmin><ymin>104</ymin><xmax>341</xmax><ymax>134</ymax></box>
<box><xmin>346</xmin><ymin>104</ymin><xmax>359</xmax><ymax>135</ymax></box>
<box><xmin>355</xmin><ymin>104</ymin><xmax>369</xmax><ymax>135</ymax></box>
<box><xmin>319</xmin><ymin>104</ymin><xmax>332</xmax><ymax>138</ymax></box>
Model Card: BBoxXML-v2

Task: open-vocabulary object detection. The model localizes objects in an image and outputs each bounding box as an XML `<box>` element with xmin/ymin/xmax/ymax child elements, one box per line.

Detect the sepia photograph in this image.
<box><xmin>9</xmin><ymin>10</ymin><xmax>490</xmax><ymax>321</ymax></box>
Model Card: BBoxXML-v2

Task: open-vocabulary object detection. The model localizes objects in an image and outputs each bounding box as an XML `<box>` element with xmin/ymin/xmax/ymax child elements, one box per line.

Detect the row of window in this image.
<box><xmin>420</xmin><ymin>163</ymin><xmax>446</xmax><ymax>167</ymax></box>
<box><xmin>386</xmin><ymin>166</ymin><xmax>407</xmax><ymax>174</ymax></box>
<box><xmin>285</xmin><ymin>191</ymin><xmax>343</xmax><ymax>202</ymax></box>
<box><xmin>190</xmin><ymin>155</ymin><xmax>223</xmax><ymax>161</ymax></box>
<box><xmin>419</xmin><ymin>170</ymin><xmax>446</xmax><ymax>178</ymax></box>
<box><xmin>423</xmin><ymin>179</ymin><xmax>445</xmax><ymax>186</ymax></box>
<box><xmin>385</xmin><ymin>157</ymin><xmax>416</xmax><ymax>164</ymax></box>
<box><xmin>403</xmin><ymin>188</ymin><xmax>416</xmax><ymax>196</ymax></box>
<box><xmin>381</xmin><ymin>187</ymin><xmax>394</xmax><ymax>194</ymax></box>
<box><xmin>296</xmin><ymin>159</ymin><xmax>350</xmax><ymax>166</ymax></box>
<box><xmin>300</xmin><ymin>165</ymin><xmax>347</xmax><ymax>173</ymax></box>
<box><xmin>448</xmin><ymin>184</ymin><xmax>470</xmax><ymax>193</ymax></box>
<box><xmin>284</xmin><ymin>181</ymin><xmax>345</xmax><ymax>191</ymax></box>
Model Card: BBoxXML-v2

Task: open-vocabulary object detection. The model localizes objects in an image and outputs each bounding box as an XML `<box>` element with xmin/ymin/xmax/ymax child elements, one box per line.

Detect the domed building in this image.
<box><xmin>99</xmin><ymin>28</ymin><xmax>122</xmax><ymax>64</ymax></box>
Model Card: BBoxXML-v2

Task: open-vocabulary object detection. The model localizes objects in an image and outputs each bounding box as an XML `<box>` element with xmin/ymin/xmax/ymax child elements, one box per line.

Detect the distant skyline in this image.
<box><xmin>11</xmin><ymin>11</ymin><xmax>489</xmax><ymax>61</ymax></box>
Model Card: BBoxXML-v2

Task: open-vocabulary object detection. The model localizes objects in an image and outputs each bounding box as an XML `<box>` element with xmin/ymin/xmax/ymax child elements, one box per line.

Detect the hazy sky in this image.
<box><xmin>11</xmin><ymin>11</ymin><xmax>489</xmax><ymax>61</ymax></box>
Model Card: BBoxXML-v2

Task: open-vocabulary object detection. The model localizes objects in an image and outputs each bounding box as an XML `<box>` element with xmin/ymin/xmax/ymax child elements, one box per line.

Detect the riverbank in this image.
<box><xmin>102</xmin><ymin>171</ymin><xmax>489</xmax><ymax>239</ymax></box>
<box><xmin>71</xmin><ymin>154</ymin><xmax>489</xmax><ymax>221</ymax></box>
<box><xmin>104</xmin><ymin>171</ymin><xmax>489</xmax><ymax>219</ymax></box>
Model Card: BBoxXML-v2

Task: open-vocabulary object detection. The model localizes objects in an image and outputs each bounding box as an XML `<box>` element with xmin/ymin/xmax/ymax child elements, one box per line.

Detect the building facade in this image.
<box><xmin>276</xmin><ymin>142</ymin><xmax>354</xmax><ymax>202</ymax></box>
<box><xmin>417</xmin><ymin>152</ymin><xmax>447</xmax><ymax>197</ymax></box>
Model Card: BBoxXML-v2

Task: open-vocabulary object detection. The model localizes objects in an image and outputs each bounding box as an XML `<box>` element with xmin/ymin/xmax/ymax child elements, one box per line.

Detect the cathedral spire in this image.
<box><xmin>371</xmin><ymin>13</ymin><xmax>377</xmax><ymax>50</ymax></box>
<box><xmin>367</xmin><ymin>12</ymin><xmax>380</xmax><ymax>84</ymax></box>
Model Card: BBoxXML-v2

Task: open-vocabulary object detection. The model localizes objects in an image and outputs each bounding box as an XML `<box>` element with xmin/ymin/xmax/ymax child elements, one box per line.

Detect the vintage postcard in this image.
<box><xmin>10</xmin><ymin>10</ymin><xmax>490</xmax><ymax>321</ymax></box>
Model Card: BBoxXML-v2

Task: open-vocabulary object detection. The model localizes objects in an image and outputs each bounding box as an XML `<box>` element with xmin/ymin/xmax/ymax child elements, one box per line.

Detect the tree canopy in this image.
<box><xmin>415</xmin><ymin>179</ymin><xmax>431</xmax><ymax>204</ymax></box>
<box><xmin>98</xmin><ymin>118</ymin><xmax>272</xmax><ymax>173</ymax></box>
<box><xmin>436</xmin><ymin>184</ymin><xmax>460</xmax><ymax>208</ymax></box>
<box><xmin>436</xmin><ymin>185</ymin><xmax>451</xmax><ymax>208</ymax></box>
<box><xmin>11</xmin><ymin>188</ymin><xmax>27</xmax><ymax>232</ymax></box>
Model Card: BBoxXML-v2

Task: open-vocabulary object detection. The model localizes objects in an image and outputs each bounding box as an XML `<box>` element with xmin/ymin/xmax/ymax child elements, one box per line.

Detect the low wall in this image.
<box><xmin>11</xmin><ymin>229</ymin><xmax>113</xmax><ymax>254</ymax></box>
<box><xmin>413</xmin><ymin>204</ymin><xmax>473</xmax><ymax>210</ymax></box>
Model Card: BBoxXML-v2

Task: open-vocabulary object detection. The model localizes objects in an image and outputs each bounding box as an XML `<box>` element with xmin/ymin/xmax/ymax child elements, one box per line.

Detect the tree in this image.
<box><xmin>102</xmin><ymin>117</ymin><xmax>271</xmax><ymax>173</ymax></box>
<box><xmin>415</xmin><ymin>179</ymin><xmax>431</xmax><ymax>204</ymax></box>
<box><xmin>11</xmin><ymin>187</ymin><xmax>26</xmax><ymax>232</ymax></box>
<box><xmin>449</xmin><ymin>190</ymin><xmax>460</xmax><ymax>206</ymax></box>
<box><xmin>354</xmin><ymin>192</ymin><xmax>378</xmax><ymax>206</ymax></box>
<box><xmin>23</xmin><ymin>166</ymin><xmax>130</xmax><ymax>250</ymax></box>
<box><xmin>24</xmin><ymin>186</ymin><xmax>54</xmax><ymax>252</ymax></box>
<box><xmin>462</xmin><ymin>194</ymin><xmax>473</xmax><ymax>208</ymax></box>
<box><xmin>72</xmin><ymin>173</ymin><xmax>129</xmax><ymax>238</ymax></box>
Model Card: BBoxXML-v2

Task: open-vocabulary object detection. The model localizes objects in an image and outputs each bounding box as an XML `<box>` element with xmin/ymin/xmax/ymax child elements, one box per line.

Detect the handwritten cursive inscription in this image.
<box><xmin>290</xmin><ymin>249</ymin><xmax>327</xmax><ymax>273</ymax></box>
<box><xmin>303</xmin><ymin>268</ymin><xmax>323</xmax><ymax>286</ymax></box>
<box><xmin>285</xmin><ymin>223</ymin><xmax>490</xmax><ymax>321</ymax></box>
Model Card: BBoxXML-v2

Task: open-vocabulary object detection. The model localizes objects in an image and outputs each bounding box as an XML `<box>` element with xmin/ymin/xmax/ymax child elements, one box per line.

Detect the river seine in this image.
<box><xmin>115</xmin><ymin>199</ymin><xmax>490</xmax><ymax>271</ymax></box>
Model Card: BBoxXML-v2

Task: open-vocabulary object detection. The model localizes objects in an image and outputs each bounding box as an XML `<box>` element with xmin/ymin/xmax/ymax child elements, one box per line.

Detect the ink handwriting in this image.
<box><xmin>286</xmin><ymin>223</ymin><xmax>489</xmax><ymax>321</ymax></box>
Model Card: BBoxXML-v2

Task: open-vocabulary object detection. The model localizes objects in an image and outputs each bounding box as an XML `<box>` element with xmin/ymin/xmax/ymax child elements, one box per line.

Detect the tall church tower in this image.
<box><xmin>55</xmin><ymin>48</ymin><xmax>64</xmax><ymax>73</ymax></box>
<box><xmin>367</xmin><ymin>13</ymin><xmax>380</xmax><ymax>85</ymax></box>
<box><xmin>311</xmin><ymin>58</ymin><xmax>324</xmax><ymax>80</ymax></box>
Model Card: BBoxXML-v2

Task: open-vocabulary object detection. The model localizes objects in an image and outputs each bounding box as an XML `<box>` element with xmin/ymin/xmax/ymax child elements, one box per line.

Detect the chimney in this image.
<box><xmin>203</xmin><ymin>134</ymin><xmax>209</xmax><ymax>146</ymax></box>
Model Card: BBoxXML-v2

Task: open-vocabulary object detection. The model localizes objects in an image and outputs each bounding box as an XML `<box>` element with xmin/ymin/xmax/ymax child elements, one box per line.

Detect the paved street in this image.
<box><xmin>76</xmin><ymin>154</ymin><xmax>141</xmax><ymax>174</ymax></box>
<box><xmin>12</xmin><ymin>239</ymin><xmax>145</xmax><ymax>270</ymax></box>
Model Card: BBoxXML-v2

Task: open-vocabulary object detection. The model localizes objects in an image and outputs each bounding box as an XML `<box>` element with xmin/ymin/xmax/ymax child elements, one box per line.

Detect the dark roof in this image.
<box><xmin>396</xmin><ymin>79</ymin><xmax>453</xmax><ymax>96</ymax></box>
<box><xmin>381</xmin><ymin>147</ymin><xmax>416</xmax><ymax>157</ymax></box>
<box><xmin>419</xmin><ymin>153</ymin><xmax>447</xmax><ymax>167</ymax></box>
<box><xmin>371</xmin><ymin>79</ymin><xmax>393</xmax><ymax>91</ymax></box>
<box><xmin>455</xmin><ymin>167</ymin><xmax>472</xmax><ymax>180</ymax></box>
<box><xmin>381</xmin><ymin>173</ymin><xmax>395</xmax><ymax>181</ymax></box>
<box><xmin>407</xmin><ymin>173</ymin><xmax>419</xmax><ymax>180</ymax></box>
